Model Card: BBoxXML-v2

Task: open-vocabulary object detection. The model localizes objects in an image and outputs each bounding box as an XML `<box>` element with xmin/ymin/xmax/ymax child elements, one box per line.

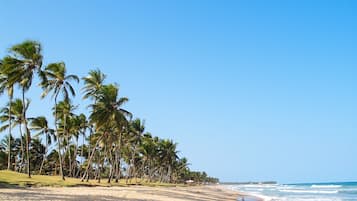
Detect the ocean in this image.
<box><xmin>225</xmin><ymin>182</ymin><xmax>357</xmax><ymax>201</ymax></box>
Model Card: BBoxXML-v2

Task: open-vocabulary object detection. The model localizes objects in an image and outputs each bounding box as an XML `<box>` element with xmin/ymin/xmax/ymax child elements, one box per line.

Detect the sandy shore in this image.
<box><xmin>0</xmin><ymin>185</ymin><xmax>262</xmax><ymax>201</ymax></box>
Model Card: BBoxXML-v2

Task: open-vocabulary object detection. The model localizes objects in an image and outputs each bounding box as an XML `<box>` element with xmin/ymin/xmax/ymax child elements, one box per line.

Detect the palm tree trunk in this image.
<box><xmin>114</xmin><ymin>148</ymin><xmax>120</xmax><ymax>183</ymax></box>
<box><xmin>85</xmin><ymin>126</ymin><xmax>93</xmax><ymax>181</ymax></box>
<box><xmin>22</xmin><ymin>89</ymin><xmax>31</xmax><ymax>178</ymax></box>
<box><xmin>18</xmin><ymin>123</ymin><xmax>24</xmax><ymax>172</ymax></box>
<box><xmin>7</xmin><ymin>95</ymin><xmax>13</xmax><ymax>170</ymax></box>
<box><xmin>72</xmin><ymin>137</ymin><xmax>79</xmax><ymax>177</ymax></box>
<box><xmin>78</xmin><ymin>131</ymin><xmax>85</xmax><ymax>177</ymax></box>
<box><xmin>39</xmin><ymin>133</ymin><xmax>48</xmax><ymax>174</ymax></box>
<box><xmin>54</xmin><ymin>95</ymin><xmax>65</xmax><ymax>180</ymax></box>
<box><xmin>81</xmin><ymin>136</ymin><xmax>102</xmax><ymax>182</ymax></box>
<box><xmin>63</xmin><ymin>114</ymin><xmax>73</xmax><ymax>177</ymax></box>
<box><xmin>107</xmin><ymin>148</ymin><xmax>114</xmax><ymax>183</ymax></box>
<box><xmin>129</xmin><ymin>143</ymin><xmax>137</xmax><ymax>183</ymax></box>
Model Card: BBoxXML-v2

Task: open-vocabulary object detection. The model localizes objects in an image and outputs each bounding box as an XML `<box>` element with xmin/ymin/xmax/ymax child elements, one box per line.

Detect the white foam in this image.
<box><xmin>279</xmin><ymin>189</ymin><xmax>338</xmax><ymax>194</ymax></box>
<box><xmin>311</xmin><ymin>185</ymin><xmax>342</xmax><ymax>189</ymax></box>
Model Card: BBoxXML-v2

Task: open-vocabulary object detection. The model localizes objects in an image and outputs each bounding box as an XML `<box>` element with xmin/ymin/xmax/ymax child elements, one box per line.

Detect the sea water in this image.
<box><xmin>225</xmin><ymin>182</ymin><xmax>357</xmax><ymax>201</ymax></box>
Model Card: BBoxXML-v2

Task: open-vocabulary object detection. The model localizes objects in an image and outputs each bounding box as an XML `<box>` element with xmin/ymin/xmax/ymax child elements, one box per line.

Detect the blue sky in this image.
<box><xmin>1</xmin><ymin>0</ymin><xmax>357</xmax><ymax>183</ymax></box>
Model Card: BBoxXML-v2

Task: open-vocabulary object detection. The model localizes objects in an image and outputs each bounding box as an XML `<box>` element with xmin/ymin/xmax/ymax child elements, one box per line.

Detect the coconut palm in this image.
<box><xmin>139</xmin><ymin>133</ymin><xmax>159</xmax><ymax>182</ymax></box>
<box><xmin>2</xmin><ymin>40</ymin><xmax>43</xmax><ymax>177</ymax></box>
<box><xmin>81</xmin><ymin>69</ymin><xmax>106</xmax><ymax>180</ymax></box>
<box><xmin>30</xmin><ymin>116</ymin><xmax>55</xmax><ymax>174</ymax></box>
<box><xmin>81</xmin><ymin>84</ymin><xmax>132</xmax><ymax>182</ymax></box>
<box><xmin>0</xmin><ymin>134</ymin><xmax>17</xmax><ymax>170</ymax></box>
<box><xmin>158</xmin><ymin>139</ymin><xmax>178</xmax><ymax>182</ymax></box>
<box><xmin>74</xmin><ymin>113</ymin><xmax>88</xmax><ymax>177</ymax></box>
<box><xmin>126</xmin><ymin>119</ymin><xmax>145</xmax><ymax>183</ymax></box>
<box><xmin>55</xmin><ymin>100</ymin><xmax>77</xmax><ymax>177</ymax></box>
<box><xmin>0</xmin><ymin>98</ymin><xmax>30</xmax><ymax>172</ymax></box>
<box><xmin>82</xmin><ymin>69</ymin><xmax>106</xmax><ymax>101</ymax></box>
<box><xmin>40</xmin><ymin>62</ymin><xmax>79</xmax><ymax>180</ymax></box>
<box><xmin>0</xmin><ymin>59</ymin><xmax>15</xmax><ymax>170</ymax></box>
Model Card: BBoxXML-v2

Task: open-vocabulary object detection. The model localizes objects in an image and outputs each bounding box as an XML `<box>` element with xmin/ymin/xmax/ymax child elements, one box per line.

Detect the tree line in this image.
<box><xmin>0</xmin><ymin>40</ymin><xmax>219</xmax><ymax>184</ymax></box>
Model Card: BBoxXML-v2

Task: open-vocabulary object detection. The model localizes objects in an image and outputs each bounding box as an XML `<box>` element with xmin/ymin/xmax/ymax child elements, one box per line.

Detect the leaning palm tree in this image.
<box><xmin>30</xmin><ymin>116</ymin><xmax>55</xmax><ymax>174</ymax></box>
<box><xmin>81</xmin><ymin>84</ymin><xmax>132</xmax><ymax>182</ymax></box>
<box><xmin>0</xmin><ymin>59</ymin><xmax>15</xmax><ymax>170</ymax></box>
<box><xmin>40</xmin><ymin>62</ymin><xmax>79</xmax><ymax>180</ymax></box>
<box><xmin>2</xmin><ymin>40</ymin><xmax>43</xmax><ymax>177</ymax></box>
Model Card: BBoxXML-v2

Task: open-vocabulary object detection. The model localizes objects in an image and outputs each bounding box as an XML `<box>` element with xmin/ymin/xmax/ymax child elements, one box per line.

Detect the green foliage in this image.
<box><xmin>0</xmin><ymin>39</ymin><xmax>218</xmax><ymax>185</ymax></box>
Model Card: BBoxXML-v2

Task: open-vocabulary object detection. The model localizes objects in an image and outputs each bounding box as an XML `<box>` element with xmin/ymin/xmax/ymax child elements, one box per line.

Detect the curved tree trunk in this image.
<box><xmin>81</xmin><ymin>135</ymin><xmax>102</xmax><ymax>182</ymax></box>
<box><xmin>55</xmin><ymin>95</ymin><xmax>65</xmax><ymax>180</ymax></box>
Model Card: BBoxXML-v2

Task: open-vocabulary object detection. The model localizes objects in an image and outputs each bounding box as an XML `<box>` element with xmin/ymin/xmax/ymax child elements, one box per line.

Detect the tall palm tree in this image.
<box><xmin>158</xmin><ymin>139</ymin><xmax>178</xmax><ymax>182</ymax></box>
<box><xmin>81</xmin><ymin>69</ymin><xmax>106</xmax><ymax>180</ymax></box>
<box><xmin>74</xmin><ymin>113</ymin><xmax>88</xmax><ymax>177</ymax></box>
<box><xmin>30</xmin><ymin>116</ymin><xmax>55</xmax><ymax>174</ymax></box>
<box><xmin>0</xmin><ymin>98</ymin><xmax>29</xmax><ymax>172</ymax></box>
<box><xmin>3</xmin><ymin>40</ymin><xmax>43</xmax><ymax>177</ymax></box>
<box><xmin>0</xmin><ymin>59</ymin><xmax>15</xmax><ymax>170</ymax></box>
<box><xmin>40</xmin><ymin>62</ymin><xmax>79</xmax><ymax>180</ymax></box>
<box><xmin>81</xmin><ymin>84</ymin><xmax>132</xmax><ymax>182</ymax></box>
<box><xmin>55</xmin><ymin>102</ymin><xmax>78</xmax><ymax>177</ymax></box>
<box><xmin>127</xmin><ymin>119</ymin><xmax>145</xmax><ymax>182</ymax></box>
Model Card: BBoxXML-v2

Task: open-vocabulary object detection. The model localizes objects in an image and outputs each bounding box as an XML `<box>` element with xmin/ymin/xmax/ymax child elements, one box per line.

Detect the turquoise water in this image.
<box><xmin>225</xmin><ymin>182</ymin><xmax>357</xmax><ymax>201</ymax></box>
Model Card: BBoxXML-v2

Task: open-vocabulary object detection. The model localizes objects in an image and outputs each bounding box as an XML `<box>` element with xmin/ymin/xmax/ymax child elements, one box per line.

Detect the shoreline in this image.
<box><xmin>0</xmin><ymin>185</ymin><xmax>254</xmax><ymax>201</ymax></box>
<box><xmin>218</xmin><ymin>185</ymin><xmax>266</xmax><ymax>201</ymax></box>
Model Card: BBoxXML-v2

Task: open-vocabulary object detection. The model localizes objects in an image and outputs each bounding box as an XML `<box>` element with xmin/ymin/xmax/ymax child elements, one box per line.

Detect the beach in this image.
<box><xmin>0</xmin><ymin>185</ymin><xmax>261</xmax><ymax>201</ymax></box>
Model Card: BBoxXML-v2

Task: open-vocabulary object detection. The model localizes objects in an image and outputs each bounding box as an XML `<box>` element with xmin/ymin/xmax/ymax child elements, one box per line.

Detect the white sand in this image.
<box><xmin>0</xmin><ymin>185</ymin><xmax>245</xmax><ymax>201</ymax></box>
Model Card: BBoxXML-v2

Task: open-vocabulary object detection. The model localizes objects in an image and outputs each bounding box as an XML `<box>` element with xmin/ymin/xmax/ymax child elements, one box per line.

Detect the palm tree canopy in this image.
<box><xmin>30</xmin><ymin>116</ymin><xmax>55</xmax><ymax>145</ymax></box>
<box><xmin>4</xmin><ymin>40</ymin><xmax>43</xmax><ymax>91</ymax></box>
<box><xmin>0</xmin><ymin>98</ymin><xmax>30</xmax><ymax>132</ymax></box>
<box><xmin>40</xmin><ymin>62</ymin><xmax>79</xmax><ymax>101</ymax></box>
<box><xmin>82</xmin><ymin>69</ymin><xmax>106</xmax><ymax>100</ymax></box>
<box><xmin>53</xmin><ymin>100</ymin><xmax>77</xmax><ymax>121</ymax></box>
<box><xmin>89</xmin><ymin>84</ymin><xmax>132</xmax><ymax>130</ymax></box>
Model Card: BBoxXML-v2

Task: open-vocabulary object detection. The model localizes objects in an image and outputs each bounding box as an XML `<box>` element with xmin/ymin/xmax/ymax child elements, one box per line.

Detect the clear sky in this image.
<box><xmin>1</xmin><ymin>0</ymin><xmax>357</xmax><ymax>184</ymax></box>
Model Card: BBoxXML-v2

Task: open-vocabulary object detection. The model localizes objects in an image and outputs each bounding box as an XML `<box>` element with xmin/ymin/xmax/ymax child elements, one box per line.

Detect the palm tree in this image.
<box><xmin>0</xmin><ymin>134</ymin><xmax>19</xmax><ymax>170</ymax></box>
<box><xmin>29</xmin><ymin>137</ymin><xmax>46</xmax><ymax>172</ymax></box>
<box><xmin>74</xmin><ymin>113</ymin><xmax>88</xmax><ymax>177</ymax></box>
<box><xmin>0</xmin><ymin>98</ymin><xmax>29</xmax><ymax>172</ymax></box>
<box><xmin>158</xmin><ymin>139</ymin><xmax>178</xmax><ymax>183</ymax></box>
<box><xmin>126</xmin><ymin>119</ymin><xmax>145</xmax><ymax>183</ymax></box>
<box><xmin>82</xmin><ymin>69</ymin><xmax>106</xmax><ymax>101</ymax></box>
<box><xmin>40</xmin><ymin>62</ymin><xmax>79</xmax><ymax>180</ymax></box>
<box><xmin>81</xmin><ymin>69</ymin><xmax>106</xmax><ymax>180</ymax></box>
<box><xmin>0</xmin><ymin>59</ymin><xmax>15</xmax><ymax>170</ymax></box>
<box><xmin>2</xmin><ymin>40</ymin><xmax>43</xmax><ymax>177</ymax></box>
<box><xmin>55</xmin><ymin>100</ymin><xmax>78</xmax><ymax>177</ymax></box>
<box><xmin>140</xmin><ymin>133</ymin><xmax>159</xmax><ymax>182</ymax></box>
<box><xmin>81</xmin><ymin>84</ymin><xmax>132</xmax><ymax>182</ymax></box>
<box><xmin>30</xmin><ymin>116</ymin><xmax>55</xmax><ymax>174</ymax></box>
